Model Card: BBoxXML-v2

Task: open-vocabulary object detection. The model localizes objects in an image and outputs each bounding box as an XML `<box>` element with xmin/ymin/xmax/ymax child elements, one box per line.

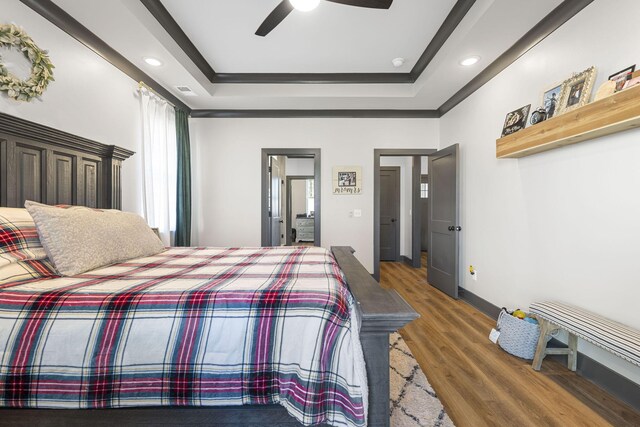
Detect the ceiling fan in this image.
<box><xmin>256</xmin><ymin>0</ymin><xmax>393</xmax><ymax>37</ymax></box>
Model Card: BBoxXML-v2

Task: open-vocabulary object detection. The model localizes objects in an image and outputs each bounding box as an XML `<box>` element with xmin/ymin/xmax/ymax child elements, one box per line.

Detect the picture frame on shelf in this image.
<box><xmin>608</xmin><ymin>65</ymin><xmax>635</xmax><ymax>92</ymax></box>
<box><xmin>556</xmin><ymin>66</ymin><xmax>597</xmax><ymax>115</ymax></box>
<box><xmin>622</xmin><ymin>76</ymin><xmax>640</xmax><ymax>91</ymax></box>
<box><xmin>501</xmin><ymin>104</ymin><xmax>531</xmax><ymax>137</ymax></box>
<box><xmin>542</xmin><ymin>83</ymin><xmax>562</xmax><ymax>119</ymax></box>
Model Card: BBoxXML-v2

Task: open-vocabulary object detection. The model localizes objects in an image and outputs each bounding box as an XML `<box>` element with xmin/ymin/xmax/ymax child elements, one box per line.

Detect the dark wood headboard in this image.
<box><xmin>0</xmin><ymin>112</ymin><xmax>134</xmax><ymax>209</ymax></box>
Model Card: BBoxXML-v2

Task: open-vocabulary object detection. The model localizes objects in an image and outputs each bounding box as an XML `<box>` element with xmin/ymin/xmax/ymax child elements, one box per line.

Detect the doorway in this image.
<box><xmin>261</xmin><ymin>149</ymin><xmax>321</xmax><ymax>247</ymax></box>
<box><xmin>374</xmin><ymin>149</ymin><xmax>435</xmax><ymax>281</ymax></box>
<box><xmin>373</xmin><ymin>146</ymin><xmax>461</xmax><ymax>298</ymax></box>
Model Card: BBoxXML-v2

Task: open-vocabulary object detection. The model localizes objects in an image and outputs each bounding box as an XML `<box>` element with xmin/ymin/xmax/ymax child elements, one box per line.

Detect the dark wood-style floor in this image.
<box><xmin>380</xmin><ymin>253</ymin><xmax>640</xmax><ymax>427</ymax></box>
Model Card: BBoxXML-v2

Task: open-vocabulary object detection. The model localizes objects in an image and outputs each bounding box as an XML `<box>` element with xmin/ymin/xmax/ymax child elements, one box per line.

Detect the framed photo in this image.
<box><xmin>542</xmin><ymin>83</ymin><xmax>562</xmax><ymax>119</ymax></box>
<box><xmin>608</xmin><ymin>65</ymin><xmax>635</xmax><ymax>92</ymax></box>
<box><xmin>333</xmin><ymin>166</ymin><xmax>362</xmax><ymax>195</ymax></box>
<box><xmin>556</xmin><ymin>66</ymin><xmax>597</xmax><ymax>115</ymax></box>
<box><xmin>501</xmin><ymin>104</ymin><xmax>531</xmax><ymax>137</ymax></box>
<box><xmin>622</xmin><ymin>76</ymin><xmax>640</xmax><ymax>91</ymax></box>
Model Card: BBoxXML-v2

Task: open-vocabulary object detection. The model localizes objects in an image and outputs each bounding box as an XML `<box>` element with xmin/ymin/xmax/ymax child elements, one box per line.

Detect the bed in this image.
<box><xmin>0</xmin><ymin>112</ymin><xmax>418</xmax><ymax>427</ymax></box>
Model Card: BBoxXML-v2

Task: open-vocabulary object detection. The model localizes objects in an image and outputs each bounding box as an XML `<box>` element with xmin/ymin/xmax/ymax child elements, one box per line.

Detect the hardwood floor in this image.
<box><xmin>380</xmin><ymin>254</ymin><xmax>640</xmax><ymax>427</ymax></box>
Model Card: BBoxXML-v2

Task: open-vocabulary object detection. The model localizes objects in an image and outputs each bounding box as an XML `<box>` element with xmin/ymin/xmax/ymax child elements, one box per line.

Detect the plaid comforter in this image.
<box><xmin>0</xmin><ymin>247</ymin><xmax>367</xmax><ymax>427</ymax></box>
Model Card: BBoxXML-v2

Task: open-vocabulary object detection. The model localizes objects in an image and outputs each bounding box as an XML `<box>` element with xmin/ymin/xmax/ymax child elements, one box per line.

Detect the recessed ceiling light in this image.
<box><xmin>290</xmin><ymin>0</ymin><xmax>320</xmax><ymax>12</ymax></box>
<box><xmin>459</xmin><ymin>56</ymin><xmax>480</xmax><ymax>67</ymax></box>
<box><xmin>143</xmin><ymin>57</ymin><xmax>163</xmax><ymax>67</ymax></box>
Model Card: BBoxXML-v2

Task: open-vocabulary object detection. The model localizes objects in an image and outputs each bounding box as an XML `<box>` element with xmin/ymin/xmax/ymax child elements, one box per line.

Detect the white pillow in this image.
<box><xmin>25</xmin><ymin>201</ymin><xmax>165</xmax><ymax>276</ymax></box>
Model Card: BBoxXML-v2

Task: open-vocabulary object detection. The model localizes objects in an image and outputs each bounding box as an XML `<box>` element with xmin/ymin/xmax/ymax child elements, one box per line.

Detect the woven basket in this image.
<box><xmin>497</xmin><ymin>309</ymin><xmax>540</xmax><ymax>360</ymax></box>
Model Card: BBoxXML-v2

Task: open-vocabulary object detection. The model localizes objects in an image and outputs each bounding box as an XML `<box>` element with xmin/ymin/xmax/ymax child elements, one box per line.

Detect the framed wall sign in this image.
<box><xmin>333</xmin><ymin>166</ymin><xmax>362</xmax><ymax>195</ymax></box>
<box><xmin>501</xmin><ymin>104</ymin><xmax>531</xmax><ymax>137</ymax></box>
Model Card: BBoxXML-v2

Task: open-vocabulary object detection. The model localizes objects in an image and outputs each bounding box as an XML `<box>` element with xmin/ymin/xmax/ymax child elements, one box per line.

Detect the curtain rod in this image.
<box><xmin>138</xmin><ymin>81</ymin><xmax>175</xmax><ymax>108</ymax></box>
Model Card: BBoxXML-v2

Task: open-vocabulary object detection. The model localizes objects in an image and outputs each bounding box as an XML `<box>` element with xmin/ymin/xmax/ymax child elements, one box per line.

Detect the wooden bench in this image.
<box><xmin>529</xmin><ymin>302</ymin><xmax>640</xmax><ymax>371</ymax></box>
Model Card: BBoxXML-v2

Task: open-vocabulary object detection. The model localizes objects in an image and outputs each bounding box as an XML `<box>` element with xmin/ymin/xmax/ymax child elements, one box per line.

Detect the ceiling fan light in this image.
<box><xmin>290</xmin><ymin>0</ymin><xmax>321</xmax><ymax>12</ymax></box>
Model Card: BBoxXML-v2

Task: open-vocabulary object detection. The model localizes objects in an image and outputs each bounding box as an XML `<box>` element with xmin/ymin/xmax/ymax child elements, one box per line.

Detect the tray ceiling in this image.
<box><xmin>160</xmin><ymin>0</ymin><xmax>457</xmax><ymax>73</ymax></box>
<box><xmin>47</xmin><ymin>0</ymin><xmax>568</xmax><ymax>110</ymax></box>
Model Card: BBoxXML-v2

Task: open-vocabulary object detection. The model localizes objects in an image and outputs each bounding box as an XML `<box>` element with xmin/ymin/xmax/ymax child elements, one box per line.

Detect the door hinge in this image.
<box><xmin>268</xmin><ymin>166</ymin><xmax>272</xmax><ymax>173</ymax></box>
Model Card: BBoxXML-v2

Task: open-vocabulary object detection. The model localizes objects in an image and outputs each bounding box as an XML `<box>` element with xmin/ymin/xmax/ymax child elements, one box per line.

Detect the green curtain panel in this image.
<box><xmin>175</xmin><ymin>108</ymin><xmax>192</xmax><ymax>246</ymax></box>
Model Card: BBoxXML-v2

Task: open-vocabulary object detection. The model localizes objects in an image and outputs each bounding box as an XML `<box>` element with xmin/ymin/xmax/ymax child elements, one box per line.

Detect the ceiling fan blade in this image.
<box><xmin>256</xmin><ymin>1</ymin><xmax>295</xmax><ymax>37</ymax></box>
<box><xmin>326</xmin><ymin>0</ymin><xmax>393</xmax><ymax>9</ymax></box>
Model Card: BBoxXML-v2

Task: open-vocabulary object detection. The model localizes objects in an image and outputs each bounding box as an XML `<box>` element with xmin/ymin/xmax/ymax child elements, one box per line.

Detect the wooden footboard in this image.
<box><xmin>331</xmin><ymin>246</ymin><xmax>419</xmax><ymax>426</ymax></box>
<box><xmin>0</xmin><ymin>247</ymin><xmax>418</xmax><ymax>427</ymax></box>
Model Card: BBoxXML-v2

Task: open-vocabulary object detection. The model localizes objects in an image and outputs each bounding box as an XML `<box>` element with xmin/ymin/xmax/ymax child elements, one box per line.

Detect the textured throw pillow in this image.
<box><xmin>25</xmin><ymin>201</ymin><xmax>165</xmax><ymax>276</ymax></box>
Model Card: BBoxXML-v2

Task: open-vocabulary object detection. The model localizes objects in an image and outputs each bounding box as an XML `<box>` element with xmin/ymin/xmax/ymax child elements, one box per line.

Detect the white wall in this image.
<box><xmin>380</xmin><ymin>156</ymin><xmax>414</xmax><ymax>258</ymax></box>
<box><xmin>191</xmin><ymin>118</ymin><xmax>439</xmax><ymax>270</ymax></box>
<box><xmin>440</xmin><ymin>0</ymin><xmax>640</xmax><ymax>384</ymax></box>
<box><xmin>0</xmin><ymin>2</ymin><xmax>142</xmax><ymax>214</ymax></box>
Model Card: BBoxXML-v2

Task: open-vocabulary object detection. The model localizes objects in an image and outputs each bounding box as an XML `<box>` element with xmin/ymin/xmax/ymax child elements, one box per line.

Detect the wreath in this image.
<box><xmin>0</xmin><ymin>24</ymin><xmax>54</xmax><ymax>101</ymax></box>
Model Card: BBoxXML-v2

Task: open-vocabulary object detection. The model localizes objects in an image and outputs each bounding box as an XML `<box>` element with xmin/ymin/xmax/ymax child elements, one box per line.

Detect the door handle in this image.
<box><xmin>448</xmin><ymin>226</ymin><xmax>454</xmax><ymax>231</ymax></box>
<box><xmin>279</xmin><ymin>220</ymin><xmax>284</xmax><ymax>223</ymax></box>
<box><xmin>456</xmin><ymin>226</ymin><xmax>462</xmax><ymax>231</ymax></box>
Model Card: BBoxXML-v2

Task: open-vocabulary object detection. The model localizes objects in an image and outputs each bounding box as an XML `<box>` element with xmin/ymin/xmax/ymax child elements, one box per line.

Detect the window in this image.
<box><xmin>421</xmin><ymin>182</ymin><xmax>429</xmax><ymax>199</ymax></box>
<box><xmin>139</xmin><ymin>88</ymin><xmax>177</xmax><ymax>246</ymax></box>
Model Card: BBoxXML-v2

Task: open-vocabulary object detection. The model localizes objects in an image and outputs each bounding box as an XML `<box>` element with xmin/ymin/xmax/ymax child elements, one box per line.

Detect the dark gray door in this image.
<box><xmin>269</xmin><ymin>156</ymin><xmax>284</xmax><ymax>246</ymax></box>
<box><xmin>380</xmin><ymin>167</ymin><xmax>400</xmax><ymax>261</ymax></box>
<box><xmin>427</xmin><ymin>144</ymin><xmax>460</xmax><ymax>299</ymax></box>
<box><xmin>420</xmin><ymin>174</ymin><xmax>429</xmax><ymax>252</ymax></box>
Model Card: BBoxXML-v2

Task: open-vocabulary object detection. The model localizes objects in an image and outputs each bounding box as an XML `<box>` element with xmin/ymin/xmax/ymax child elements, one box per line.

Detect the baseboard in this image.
<box><xmin>458</xmin><ymin>288</ymin><xmax>502</xmax><ymax>319</ymax></box>
<box><xmin>546</xmin><ymin>338</ymin><xmax>640</xmax><ymax>410</ymax></box>
<box><xmin>400</xmin><ymin>256</ymin><xmax>413</xmax><ymax>267</ymax></box>
<box><xmin>458</xmin><ymin>288</ymin><xmax>640</xmax><ymax>412</ymax></box>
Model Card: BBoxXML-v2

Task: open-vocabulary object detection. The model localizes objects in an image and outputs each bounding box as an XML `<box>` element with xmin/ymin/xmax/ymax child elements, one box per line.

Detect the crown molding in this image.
<box><xmin>190</xmin><ymin>109</ymin><xmax>441</xmax><ymax>119</ymax></box>
<box><xmin>410</xmin><ymin>0</ymin><xmax>476</xmax><ymax>80</ymax></box>
<box><xmin>140</xmin><ymin>0</ymin><xmax>216</xmax><ymax>82</ymax></box>
<box><xmin>19</xmin><ymin>0</ymin><xmax>593</xmax><ymax>118</ymax></box>
<box><xmin>438</xmin><ymin>0</ymin><xmax>595</xmax><ymax>116</ymax></box>
<box><xmin>20</xmin><ymin>0</ymin><xmax>192</xmax><ymax>112</ymax></box>
<box><xmin>139</xmin><ymin>0</ymin><xmax>475</xmax><ymax>85</ymax></box>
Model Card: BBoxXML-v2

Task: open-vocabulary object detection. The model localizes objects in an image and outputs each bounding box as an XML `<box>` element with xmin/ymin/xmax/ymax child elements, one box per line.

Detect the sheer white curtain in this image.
<box><xmin>139</xmin><ymin>87</ymin><xmax>177</xmax><ymax>246</ymax></box>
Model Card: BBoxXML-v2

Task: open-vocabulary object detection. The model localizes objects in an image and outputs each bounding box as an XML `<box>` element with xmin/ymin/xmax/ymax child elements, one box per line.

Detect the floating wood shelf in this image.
<box><xmin>496</xmin><ymin>84</ymin><xmax>640</xmax><ymax>158</ymax></box>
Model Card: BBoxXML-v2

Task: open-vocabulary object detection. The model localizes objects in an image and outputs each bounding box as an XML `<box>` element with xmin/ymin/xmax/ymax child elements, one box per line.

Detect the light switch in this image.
<box><xmin>353</xmin><ymin>209</ymin><xmax>362</xmax><ymax>218</ymax></box>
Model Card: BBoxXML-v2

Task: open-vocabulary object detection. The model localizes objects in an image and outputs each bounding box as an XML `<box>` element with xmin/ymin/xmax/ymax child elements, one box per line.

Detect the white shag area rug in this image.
<box><xmin>390</xmin><ymin>333</ymin><xmax>455</xmax><ymax>427</ymax></box>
